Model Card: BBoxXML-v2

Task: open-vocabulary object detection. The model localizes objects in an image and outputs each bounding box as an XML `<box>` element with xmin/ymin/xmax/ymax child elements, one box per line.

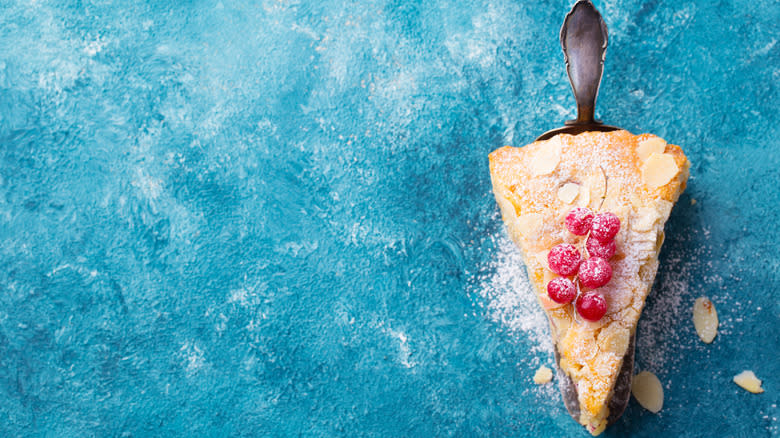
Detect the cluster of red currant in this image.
<box><xmin>546</xmin><ymin>207</ymin><xmax>620</xmax><ymax>322</ymax></box>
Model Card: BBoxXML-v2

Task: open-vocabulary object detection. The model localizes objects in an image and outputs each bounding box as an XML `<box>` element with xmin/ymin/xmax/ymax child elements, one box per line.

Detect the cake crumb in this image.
<box><xmin>691</xmin><ymin>198</ymin><xmax>697</xmax><ymax>205</ymax></box>
<box><xmin>533</xmin><ymin>365</ymin><xmax>553</xmax><ymax>384</ymax></box>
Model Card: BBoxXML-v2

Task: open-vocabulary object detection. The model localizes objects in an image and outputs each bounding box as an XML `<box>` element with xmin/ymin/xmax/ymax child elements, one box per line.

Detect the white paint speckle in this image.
<box><xmin>180</xmin><ymin>341</ymin><xmax>206</xmax><ymax>376</ymax></box>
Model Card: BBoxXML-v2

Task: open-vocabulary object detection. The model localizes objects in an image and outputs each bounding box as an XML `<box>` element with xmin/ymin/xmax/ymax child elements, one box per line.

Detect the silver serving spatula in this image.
<box><xmin>537</xmin><ymin>0</ymin><xmax>619</xmax><ymax>141</ymax></box>
<box><xmin>537</xmin><ymin>0</ymin><xmax>635</xmax><ymax>426</ymax></box>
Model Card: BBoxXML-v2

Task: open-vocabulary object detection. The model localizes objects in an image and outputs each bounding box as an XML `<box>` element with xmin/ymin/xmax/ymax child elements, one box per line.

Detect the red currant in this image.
<box><xmin>578</xmin><ymin>257</ymin><xmax>612</xmax><ymax>288</ymax></box>
<box><xmin>547</xmin><ymin>277</ymin><xmax>577</xmax><ymax>304</ymax></box>
<box><xmin>565</xmin><ymin>207</ymin><xmax>594</xmax><ymax>236</ymax></box>
<box><xmin>586</xmin><ymin>235</ymin><xmax>616</xmax><ymax>259</ymax></box>
<box><xmin>548</xmin><ymin>244</ymin><xmax>582</xmax><ymax>276</ymax></box>
<box><xmin>576</xmin><ymin>291</ymin><xmax>608</xmax><ymax>321</ymax></box>
<box><xmin>591</xmin><ymin>212</ymin><xmax>620</xmax><ymax>242</ymax></box>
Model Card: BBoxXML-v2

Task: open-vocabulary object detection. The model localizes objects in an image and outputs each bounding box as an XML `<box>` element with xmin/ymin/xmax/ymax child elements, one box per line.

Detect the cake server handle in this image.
<box><xmin>560</xmin><ymin>0</ymin><xmax>608</xmax><ymax>126</ymax></box>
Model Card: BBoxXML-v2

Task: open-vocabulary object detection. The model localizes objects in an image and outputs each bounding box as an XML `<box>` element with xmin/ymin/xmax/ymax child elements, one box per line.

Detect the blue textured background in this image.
<box><xmin>1</xmin><ymin>0</ymin><xmax>778</xmax><ymax>436</ymax></box>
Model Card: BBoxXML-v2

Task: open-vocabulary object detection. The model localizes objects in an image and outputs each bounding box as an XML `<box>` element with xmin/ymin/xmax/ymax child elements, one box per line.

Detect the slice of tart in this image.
<box><xmin>489</xmin><ymin>130</ymin><xmax>689</xmax><ymax>435</ymax></box>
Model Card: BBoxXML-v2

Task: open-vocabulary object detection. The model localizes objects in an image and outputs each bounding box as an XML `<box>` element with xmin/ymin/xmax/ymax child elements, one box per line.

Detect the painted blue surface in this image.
<box><xmin>0</xmin><ymin>0</ymin><xmax>778</xmax><ymax>436</ymax></box>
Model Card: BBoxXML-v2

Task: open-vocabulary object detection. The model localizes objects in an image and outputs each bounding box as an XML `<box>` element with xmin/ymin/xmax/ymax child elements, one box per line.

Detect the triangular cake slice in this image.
<box><xmin>489</xmin><ymin>130</ymin><xmax>690</xmax><ymax>434</ymax></box>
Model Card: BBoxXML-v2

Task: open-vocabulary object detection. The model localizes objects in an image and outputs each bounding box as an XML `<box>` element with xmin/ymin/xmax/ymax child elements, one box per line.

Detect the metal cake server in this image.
<box><xmin>537</xmin><ymin>0</ymin><xmax>619</xmax><ymax>141</ymax></box>
<box><xmin>538</xmin><ymin>0</ymin><xmax>635</xmax><ymax>426</ymax></box>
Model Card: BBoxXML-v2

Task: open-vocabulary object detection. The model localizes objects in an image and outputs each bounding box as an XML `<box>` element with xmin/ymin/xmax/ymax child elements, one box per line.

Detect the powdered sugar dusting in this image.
<box><xmin>635</xmin><ymin>240</ymin><xmax>702</xmax><ymax>373</ymax></box>
<box><xmin>474</xmin><ymin>225</ymin><xmax>560</xmax><ymax>403</ymax></box>
<box><xmin>476</xmin><ymin>227</ymin><xmax>553</xmax><ymax>355</ymax></box>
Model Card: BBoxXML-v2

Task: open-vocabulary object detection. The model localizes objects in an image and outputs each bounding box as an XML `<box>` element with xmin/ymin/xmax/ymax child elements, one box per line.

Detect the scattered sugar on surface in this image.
<box><xmin>476</xmin><ymin>228</ymin><xmax>552</xmax><ymax>356</ymax></box>
<box><xmin>635</xmin><ymin>229</ymin><xmax>708</xmax><ymax>375</ymax></box>
<box><xmin>636</xmin><ymin>272</ymin><xmax>687</xmax><ymax>373</ymax></box>
<box><xmin>474</xmin><ymin>221</ymin><xmax>559</xmax><ymax>402</ymax></box>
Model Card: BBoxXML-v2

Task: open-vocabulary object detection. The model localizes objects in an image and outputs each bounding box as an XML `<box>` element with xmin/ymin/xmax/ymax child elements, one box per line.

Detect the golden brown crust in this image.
<box><xmin>489</xmin><ymin>130</ymin><xmax>689</xmax><ymax>435</ymax></box>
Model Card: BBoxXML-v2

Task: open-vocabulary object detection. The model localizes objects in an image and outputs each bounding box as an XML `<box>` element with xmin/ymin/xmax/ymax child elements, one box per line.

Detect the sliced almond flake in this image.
<box><xmin>531</xmin><ymin>137</ymin><xmax>562</xmax><ymax>176</ymax></box>
<box><xmin>631</xmin><ymin>371</ymin><xmax>664</xmax><ymax>413</ymax></box>
<box><xmin>637</xmin><ymin>137</ymin><xmax>667</xmax><ymax>161</ymax></box>
<box><xmin>533</xmin><ymin>365</ymin><xmax>554</xmax><ymax>384</ymax></box>
<box><xmin>641</xmin><ymin>153</ymin><xmax>679</xmax><ymax>188</ymax></box>
<box><xmin>693</xmin><ymin>297</ymin><xmax>718</xmax><ymax>343</ymax></box>
<box><xmin>733</xmin><ymin>371</ymin><xmax>764</xmax><ymax>394</ymax></box>
<box><xmin>558</xmin><ymin>182</ymin><xmax>580</xmax><ymax>204</ymax></box>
